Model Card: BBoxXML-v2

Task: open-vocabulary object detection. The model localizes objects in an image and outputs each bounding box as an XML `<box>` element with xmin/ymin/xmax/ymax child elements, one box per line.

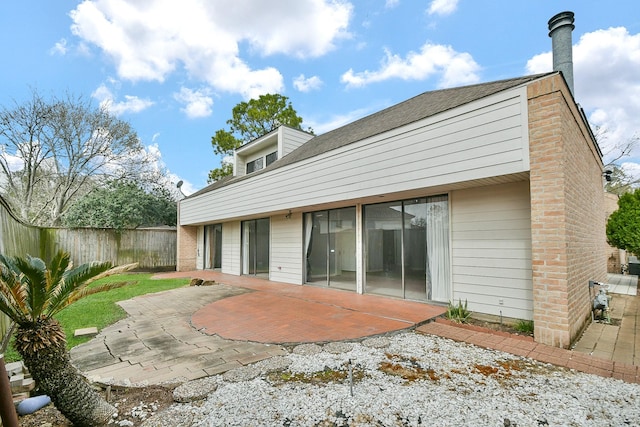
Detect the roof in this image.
<box><xmin>189</xmin><ymin>73</ymin><xmax>554</xmax><ymax>198</ymax></box>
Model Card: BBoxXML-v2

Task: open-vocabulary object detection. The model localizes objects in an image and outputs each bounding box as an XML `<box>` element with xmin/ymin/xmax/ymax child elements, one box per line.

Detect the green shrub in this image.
<box><xmin>446</xmin><ymin>299</ymin><xmax>471</xmax><ymax>323</ymax></box>
<box><xmin>514</xmin><ymin>319</ymin><xmax>534</xmax><ymax>334</ymax></box>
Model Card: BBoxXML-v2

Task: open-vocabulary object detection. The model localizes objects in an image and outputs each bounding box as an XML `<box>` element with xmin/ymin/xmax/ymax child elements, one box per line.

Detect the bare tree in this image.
<box><xmin>594</xmin><ymin>124</ymin><xmax>640</xmax><ymax>195</ymax></box>
<box><xmin>0</xmin><ymin>90</ymin><xmax>159</xmax><ymax>225</ymax></box>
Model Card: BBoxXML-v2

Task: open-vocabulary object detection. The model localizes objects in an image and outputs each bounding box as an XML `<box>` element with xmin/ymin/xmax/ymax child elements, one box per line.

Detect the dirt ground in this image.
<box><xmin>17</xmin><ymin>385</ymin><xmax>175</xmax><ymax>427</ymax></box>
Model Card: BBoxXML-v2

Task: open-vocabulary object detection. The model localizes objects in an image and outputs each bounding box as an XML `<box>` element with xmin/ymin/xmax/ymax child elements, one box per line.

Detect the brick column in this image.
<box><xmin>176</xmin><ymin>224</ymin><xmax>197</xmax><ymax>272</ymax></box>
<box><xmin>528</xmin><ymin>74</ymin><xmax>607</xmax><ymax>348</ymax></box>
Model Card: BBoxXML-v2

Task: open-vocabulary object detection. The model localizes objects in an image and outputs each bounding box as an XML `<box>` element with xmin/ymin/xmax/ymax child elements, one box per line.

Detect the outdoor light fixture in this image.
<box><xmin>285</xmin><ymin>210</ymin><xmax>292</xmax><ymax>220</ymax></box>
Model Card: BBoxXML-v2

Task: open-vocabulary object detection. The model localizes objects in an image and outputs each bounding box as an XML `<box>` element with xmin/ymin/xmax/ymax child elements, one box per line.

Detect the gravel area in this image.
<box><xmin>141</xmin><ymin>332</ymin><xmax>640</xmax><ymax>426</ymax></box>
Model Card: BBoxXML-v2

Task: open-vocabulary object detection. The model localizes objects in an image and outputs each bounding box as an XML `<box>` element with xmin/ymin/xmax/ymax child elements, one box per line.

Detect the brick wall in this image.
<box><xmin>176</xmin><ymin>224</ymin><xmax>197</xmax><ymax>271</ymax></box>
<box><xmin>528</xmin><ymin>73</ymin><xmax>607</xmax><ymax>348</ymax></box>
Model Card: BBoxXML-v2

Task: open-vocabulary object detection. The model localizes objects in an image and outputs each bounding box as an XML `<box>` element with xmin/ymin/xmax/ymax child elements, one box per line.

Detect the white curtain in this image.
<box><xmin>426</xmin><ymin>196</ymin><xmax>450</xmax><ymax>302</ymax></box>
<box><xmin>242</xmin><ymin>221</ymin><xmax>250</xmax><ymax>274</ymax></box>
<box><xmin>304</xmin><ymin>213</ymin><xmax>314</xmax><ymax>281</ymax></box>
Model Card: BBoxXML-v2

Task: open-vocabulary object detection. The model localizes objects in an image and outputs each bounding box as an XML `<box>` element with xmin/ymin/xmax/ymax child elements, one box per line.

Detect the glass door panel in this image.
<box><xmin>364</xmin><ymin>202</ymin><xmax>403</xmax><ymax>298</ymax></box>
<box><xmin>204</xmin><ymin>224</ymin><xmax>222</xmax><ymax>269</ymax></box>
<box><xmin>242</xmin><ymin>218</ymin><xmax>270</xmax><ymax>277</ymax></box>
<box><xmin>305</xmin><ymin>208</ymin><xmax>357</xmax><ymax>290</ymax></box>
<box><xmin>403</xmin><ymin>199</ymin><xmax>428</xmax><ymax>301</ymax></box>
<box><xmin>329</xmin><ymin>207</ymin><xmax>356</xmax><ymax>291</ymax></box>
<box><xmin>306</xmin><ymin>211</ymin><xmax>328</xmax><ymax>283</ymax></box>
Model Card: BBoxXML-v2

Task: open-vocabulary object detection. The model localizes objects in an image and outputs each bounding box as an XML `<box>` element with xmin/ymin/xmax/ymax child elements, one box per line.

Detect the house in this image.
<box><xmin>177</xmin><ymin>11</ymin><xmax>607</xmax><ymax>348</ymax></box>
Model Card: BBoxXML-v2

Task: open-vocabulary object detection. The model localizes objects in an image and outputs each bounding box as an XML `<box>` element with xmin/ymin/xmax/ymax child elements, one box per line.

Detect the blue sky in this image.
<box><xmin>1</xmin><ymin>1</ymin><xmax>639</xmax><ymax>195</ymax></box>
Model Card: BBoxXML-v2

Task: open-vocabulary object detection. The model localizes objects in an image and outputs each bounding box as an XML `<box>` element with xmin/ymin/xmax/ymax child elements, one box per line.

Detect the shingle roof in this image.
<box><xmin>189</xmin><ymin>73</ymin><xmax>554</xmax><ymax>198</ymax></box>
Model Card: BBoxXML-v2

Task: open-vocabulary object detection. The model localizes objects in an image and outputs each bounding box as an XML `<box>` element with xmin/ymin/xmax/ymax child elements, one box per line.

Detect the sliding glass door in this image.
<box><xmin>304</xmin><ymin>207</ymin><xmax>356</xmax><ymax>291</ymax></box>
<box><xmin>364</xmin><ymin>195</ymin><xmax>450</xmax><ymax>302</ymax></box>
<box><xmin>242</xmin><ymin>218</ymin><xmax>270</xmax><ymax>277</ymax></box>
<box><xmin>204</xmin><ymin>224</ymin><xmax>222</xmax><ymax>269</ymax></box>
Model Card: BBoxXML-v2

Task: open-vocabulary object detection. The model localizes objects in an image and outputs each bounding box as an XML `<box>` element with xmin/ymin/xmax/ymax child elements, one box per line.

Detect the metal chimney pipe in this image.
<box><xmin>548</xmin><ymin>11</ymin><xmax>575</xmax><ymax>95</ymax></box>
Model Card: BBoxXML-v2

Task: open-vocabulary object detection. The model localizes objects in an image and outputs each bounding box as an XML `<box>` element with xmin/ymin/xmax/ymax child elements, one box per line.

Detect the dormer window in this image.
<box><xmin>246</xmin><ymin>157</ymin><xmax>263</xmax><ymax>174</ymax></box>
<box><xmin>234</xmin><ymin>126</ymin><xmax>314</xmax><ymax>177</ymax></box>
<box><xmin>266</xmin><ymin>151</ymin><xmax>278</xmax><ymax>167</ymax></box>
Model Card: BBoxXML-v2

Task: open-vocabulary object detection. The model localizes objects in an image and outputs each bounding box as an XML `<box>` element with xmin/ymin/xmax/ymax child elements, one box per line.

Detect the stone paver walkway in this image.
<box><xmin>71</xmin><ymin>285</ymin><xmax>287</xmax><ymax>385</ymax></box>
<box><xmin>572</xmin><ymin>292</ymin><xmax>639</xmax><ymax>365</ymax></box>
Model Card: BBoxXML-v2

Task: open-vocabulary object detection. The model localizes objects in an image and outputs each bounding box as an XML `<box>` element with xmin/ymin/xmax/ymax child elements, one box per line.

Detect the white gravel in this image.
<box><xmin>142</xmin><ymin>332</ymin><xmax>640</xmax><ymax>427</ymax></box>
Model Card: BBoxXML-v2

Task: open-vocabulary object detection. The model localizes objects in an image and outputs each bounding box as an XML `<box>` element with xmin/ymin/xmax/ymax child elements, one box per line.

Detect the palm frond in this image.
<box><xmin>0</xmin><ymin>254</ymin><xmax>30</xmax><ymax>322</ymax></box>
<box><xmin>0</xmin><ymin>251</ymin><xmax>137</xmax><ymax>323</ymax></box>
<box><xmin>0</xmin><ymin>294</ymin><xmax>23</xmax><ymax>324</ymax></box>
<box><xmin>52</xmin><ymin>281</ymin><xmax>134</xmax><ymax>313</ymax></box>
<box><xmin>47</xmin><ymin>250</ymin><xmax>71</xmax><ymax>292</ymax></box>
<box><xmin>82</xmin><ymin>263</ymin><xmax>139</xmax><ymax>286</ymax></box>
<box><xmin>14</xmin><ymin>255</ymin><xmax>51</xmax><ymax>321</ymax></box>
<box><xmin>46</xmin><ymin>262</ymin><xmax>137</xmax><ymax>317</ymax></box>
<box><xmin>46</xmin><ymin>261</ymin><xmax>113</xmax><ymax>317</ymax></box>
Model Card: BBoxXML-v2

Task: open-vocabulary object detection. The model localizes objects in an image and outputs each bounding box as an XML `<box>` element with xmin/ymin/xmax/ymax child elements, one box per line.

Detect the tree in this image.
<box><xmin>0</xmin><ymin>251</ymin><xmax>135</xmax><ymax>426</ymax></box>
<box><xmin>62</xmin><ymin>181</ymin><xmax>177</xmax><ymax>230</ymax></box>
<box><xmin>604</xmin><ymin>164</ymin><xmax>637</xmax><ymax>196</ymax></box>
<box><xmin>606</xmin><ymin>189</ymin><xmax>640</xmax><ymax>254</ymax></box>
<box><xmin>208</xmin><ymin>93</ymin><xmax>310</xmax><ymax>182</ymax></box>
<box><xmin>595</xmin><ymin>125</ymin><xmax>640</xmax><ymax>195</ymax></box>
<box><xmin>0</xmin><ymin>89</ymin><xmax>160</xmax><ymax>226</ymax></box>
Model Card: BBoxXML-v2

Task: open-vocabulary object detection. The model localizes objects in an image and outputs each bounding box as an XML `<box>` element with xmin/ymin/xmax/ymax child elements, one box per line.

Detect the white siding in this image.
<box><xmin>181</xmin><ymin>87</ymin><xmax>530</xmax><ymax>225</ymax></box>
<box><xmin>450</xmin><ymin>181</ymin><xmax>533</xmax><ymax>319</ymax></box>
<box><xmin>280</xmin><ymin>126</ymin><xmax>314</xmax><ymax>157</ymax></box>
<box><xmin>270</xmin><ymin>212</ymin><xmax>304</xmax><ymax>284</ymax></box>
<box><xmin>221</xmin><ymin>221</ymin><xmax>241</xmax><ymax>275</ymax></box>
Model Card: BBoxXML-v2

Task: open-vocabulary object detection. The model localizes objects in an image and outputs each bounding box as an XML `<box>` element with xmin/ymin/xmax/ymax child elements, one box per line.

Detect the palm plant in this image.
<box><xmin>0</xmin><ymin>251</ymin><xmax>135</xmax><ymax>426</ymax></box>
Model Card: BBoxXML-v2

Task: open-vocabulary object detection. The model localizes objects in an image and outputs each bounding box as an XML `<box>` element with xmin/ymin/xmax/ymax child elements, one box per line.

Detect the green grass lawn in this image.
<box><xmin>4</xmin><ymin>273</ymin><xmax>189</xmax><ymax>362</ymax></box>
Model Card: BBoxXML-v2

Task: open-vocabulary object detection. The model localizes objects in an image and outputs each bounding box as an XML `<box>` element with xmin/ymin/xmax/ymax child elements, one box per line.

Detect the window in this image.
<box><xmin>246</xmin><ymin>157</ymin><xmax>263</xmax><ymax>174</ymax></box>
<box><xmin>304</xmin><ymin>207</ymin><xmax>356</xmax><ymax>291</ymax></box>
<box><xmin>364</xmin><ymin>195</ymin><xmax>450</xmax><ymax>302</ymax></box>
<box><xmin>266</xmin><ymin>151</ymin><xmax>278</xmax><ymax>166</ymax></box>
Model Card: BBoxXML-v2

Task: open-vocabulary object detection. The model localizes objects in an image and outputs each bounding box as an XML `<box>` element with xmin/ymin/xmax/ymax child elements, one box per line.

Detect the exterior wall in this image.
<box><xmin>280</xmin><ymin>126</ymin><xmax>314</xmax><ymax>157</ymax></box>
<box><xmin>221</xmin><ymin>221</ymin><xmax>241</xmax><ymax>275</ymax></box>
<box><xmin>234</xmin><ymin>152</ymin><xmax>246</xmax><ymax>178</ymax></box>
<box><xmin>451</xmin><ymin>181</ymin><xmax>533</xmax><ymax>319</ymax></box>
<box><xmin>528</xmin><ymin>74</ymin><xmax>606</xmax><ymax>348</ymax></box>
<box><xmin>180</xmin><ymin>87</ymin><xmax>531</xmax><ymax>225</ymax></box>
<box><xmin>270</xmin><ymin>212</ymin><xmax>304</xmax><ymax>284</ymax></box>
<box><xmin>177</xmin><ymin>224</ymin><xmax>197</xmax><ymax>271</ymax></box>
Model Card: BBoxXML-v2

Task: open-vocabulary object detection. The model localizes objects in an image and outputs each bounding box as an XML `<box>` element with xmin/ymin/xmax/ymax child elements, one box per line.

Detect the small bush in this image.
<box><xmin>514</xmin><ymin>319</ymin><xmax>534</xmax><ymax>334</ymax></box>
<box><xmin>446</xmin><ymin>299</ymin><xmax>471</xmax><ymax>323</ymax></box>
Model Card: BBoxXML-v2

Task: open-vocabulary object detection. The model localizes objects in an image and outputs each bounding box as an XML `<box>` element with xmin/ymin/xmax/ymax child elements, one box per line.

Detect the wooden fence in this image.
<box><xmin>0</xmin><ymin>196</ymin><xmax>177</xmax><ymax>342</ymax></box>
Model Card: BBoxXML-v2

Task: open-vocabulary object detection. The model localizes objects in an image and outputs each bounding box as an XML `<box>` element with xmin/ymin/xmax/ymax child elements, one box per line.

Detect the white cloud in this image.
<box><xmin>92</xmin><ymin>84</ymin><xmax>154</xmax><ymax>116</ymax></box>
<box><xmin>341</xmin><ymin>43</ymin><xmax>480</xmax><ymax>89</ymax></box>
<box><xmin>69</xmin><ymin>0</ymin><xmax>352</xmax><ymax>99</ymax></box>
<box><xmin>526</xmin><ymin>27</ymin><xmax>640</xmax><ymax>166</ymax></box>
<box><xmin>427</xmin><ymin>0</ymin><xmax>458</xmax><ymax>16</ymax></box>
<box><xmin>385</xmin><ymin>0</ymin><xmax>400</xmax><ymax>9</ymax></box>
<box><xmin>293</xmin><ymin>74</ymin><xmax>323</xmax><ymax>92</ymax></box>
<box><xmin>50</xmin><ymin>39</ymin><xmax>68</xmax><ymax>55</ymax></box>
<box><xmin>309</xmin><ymin>105</ymin><xmax>379</xmax><ymax>135</ymax></box>
<box><xmin>174</xmin><ymin>87</ymin><xmax>214</xmax><ymax>118</ymax></box>
<box><xmin>0</xmin><ymin>149</ymin><xmax>25</xmax><ymax>172</ymax></box>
